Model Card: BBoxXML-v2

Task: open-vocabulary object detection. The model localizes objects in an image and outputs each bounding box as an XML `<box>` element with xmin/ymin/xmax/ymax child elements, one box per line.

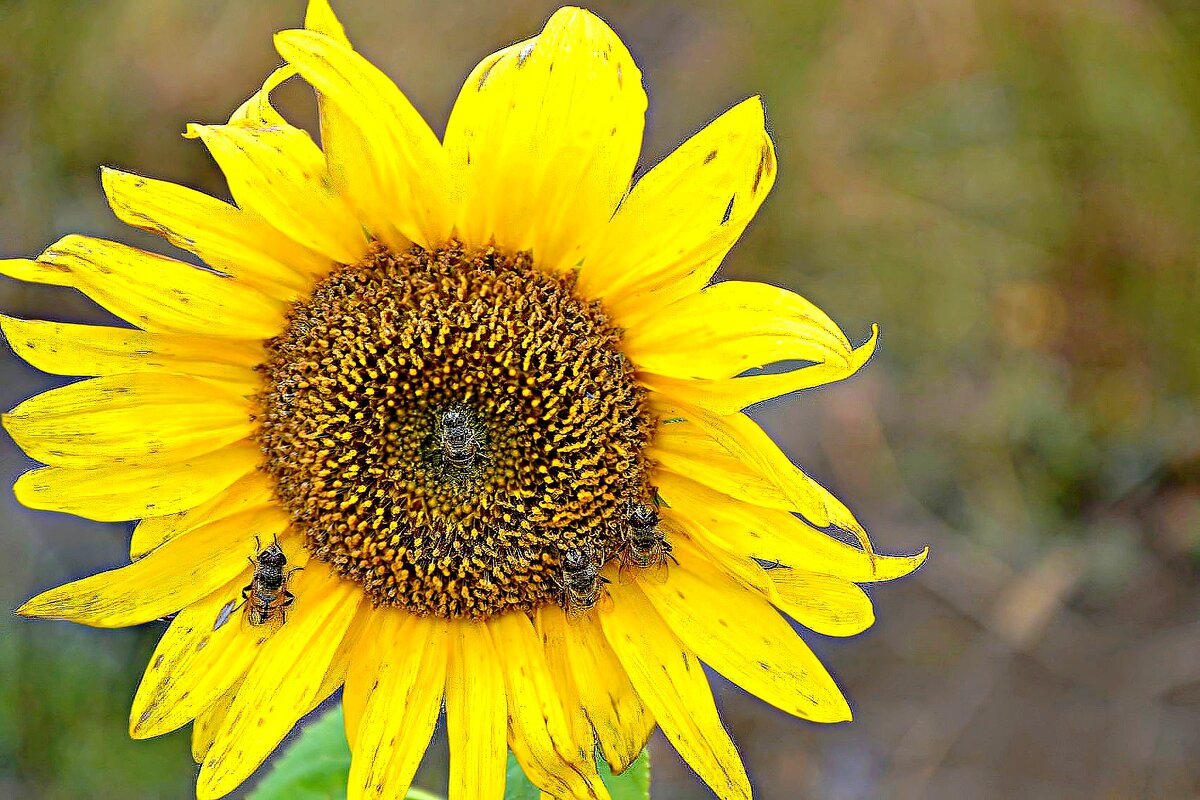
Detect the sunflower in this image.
<box><xmin>5</xmin><ymin>3</ymin><xmax>925</xmax><ymax>799</ymax></box>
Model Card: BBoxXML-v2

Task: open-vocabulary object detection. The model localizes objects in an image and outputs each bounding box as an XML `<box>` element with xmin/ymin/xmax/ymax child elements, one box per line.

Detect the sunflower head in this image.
<box><xmin>255</xmin><ymin>240</ymin><xmax>656</xmax><ymax>618</ymax></box>
<box><xmin>5</xmin><ymin>3</ymin><xmax>925</xmax><ymax>799</ymax></box>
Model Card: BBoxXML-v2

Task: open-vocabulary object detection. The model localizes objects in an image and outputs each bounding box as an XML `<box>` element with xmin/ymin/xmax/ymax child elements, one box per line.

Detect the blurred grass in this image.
<box><xmin>1</xmin><ymin>1</ymin><xmax>1198</xmax><ymax>798</ymax></box>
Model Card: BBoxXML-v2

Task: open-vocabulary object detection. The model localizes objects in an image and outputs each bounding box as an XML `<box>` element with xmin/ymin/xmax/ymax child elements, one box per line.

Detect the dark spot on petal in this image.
<box><xmin>721</xmin><ymin>195</ymin><xmax>736</xmax><ymax>225</ymax></box>
<box><xmin>703</xmin><ymin>150</ymin><xmax>718</xmax><ymax>165</ymax></box>
<box><xmin>477</xmin><ymin>56</ymin><xmax>503</xmax><ymax>91</ymax></box>
<box><xmin>752</xmin><ymin>143</ymin><xmax>773</xmax><ymax>194</ymax></box>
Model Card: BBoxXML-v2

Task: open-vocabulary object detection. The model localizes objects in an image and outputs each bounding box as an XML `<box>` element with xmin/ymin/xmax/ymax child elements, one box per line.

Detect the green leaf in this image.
<box><xmin>246</xmin><ymin>704</ymin><xmax>442</xmax><ymax>800</ymax></box>
<box><xmin>600</xmin><ymin>749</ymin><xmax>651</xmax><ymax>800</ymax></box>
<box><xmin>504</xmin><ymin>748</ymin><xmax>650</xmax><ymax>800</ymax></box>
<box><xmin>503</xmin><ymin>752</ymin><xmax>540</xmax><ymax>800</ymax></box>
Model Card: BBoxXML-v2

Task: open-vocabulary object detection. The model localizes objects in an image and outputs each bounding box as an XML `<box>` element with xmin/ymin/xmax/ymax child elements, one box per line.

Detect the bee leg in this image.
<box><xmin>280</xmin><ymin>590</ymin><xmax>296</xmax><ymax>622</ymax></box>
<box><xmin>241</xmin><ymin>585</ymin><xmax>252</xmax><ymax>600</ymax></box>
<box><xmin>286</xmin><ymin>567</ymin><xmax>304</xmax><ymax>579</ymax></box>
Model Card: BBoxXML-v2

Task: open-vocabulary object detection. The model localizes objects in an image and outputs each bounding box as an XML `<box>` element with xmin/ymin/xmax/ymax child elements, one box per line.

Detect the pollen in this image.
<box><xmin>254</xmin><ymin>242</ymin><xmax>655</xmax><ymax>618</ymax></box>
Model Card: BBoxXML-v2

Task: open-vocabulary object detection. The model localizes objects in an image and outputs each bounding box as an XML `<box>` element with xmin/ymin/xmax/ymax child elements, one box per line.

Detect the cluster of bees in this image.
<box><xmin>433</xmin><ymin>406</ymin><xmax>673</xmax><ymax>616</ymax></box>
<box><xmin>557</xmin><ymin>498</ymin><xmax>674</xmax><ymax>616</ymax></box>
<box><xmin>220</xmin><ymin>407</ymin><xmax>670</xmax><ymax>628</ymax></box>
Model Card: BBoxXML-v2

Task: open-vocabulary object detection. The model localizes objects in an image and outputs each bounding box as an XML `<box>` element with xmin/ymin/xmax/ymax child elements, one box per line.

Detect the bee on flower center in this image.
<box><xmin>620</xmin><ymin>500</ymin><xmax>674</xmax><ymax>573</ymax></box>
<box><xmin>559</xmin><ymin>546</ymin><xmax>608</xmax><ymax>616</ymax></box>
<box><xmin>437</xmin><ymin>405</ymin><xmax>483</xmax><ymax>472</ymax></box>
<box><xmin>241</xmin><ymin>536</ymin><xmax>302</xmax><ymax>626</ymax></box>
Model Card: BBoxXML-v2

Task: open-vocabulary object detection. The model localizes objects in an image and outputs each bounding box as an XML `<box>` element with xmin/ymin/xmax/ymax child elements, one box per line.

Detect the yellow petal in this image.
<box><xmin>13</xmin><ymin>440</ymin><xmax>260</xmax><ymax>522</ymax></box>
<box><xmin>490</xmin><ymin>611</ymin><xmax>609</xmax><ymax>800</ymax></box>
<box><xmin>131</xmin><ymin>542</ymin><xmax>308</xmax><ymax>740</ymax></box>
<box><xmin>227</xmin><ymin>65</ymin><xmax>295</xmax><ymax>128</ymax></box>
<box><xmin>600</xmin><ymin>580</ymin><xmax>750</xmax><ymax>800</ymax></box>
<box><xmin>339</xmin><ymin>609</ymin><xmax>387</xmax><ymax>753</ymax></box>
<box><xmin>313</xmin><ymin>603</ymin><xmax>369</xmax><ymax>708</ymax></box>
<box><xmin>445</xmin><ymin>621</ymin><xmax>507</xmax><ymax>800</ymax></box>
<box><xmin>3</xmin><ymin>374</ymin><xmax>252</xmax><ymax>468</ymax></box>
<box><xmin>17</xmin><ymin>503</ymin><xmax>289</xmax><ymax>627</ymax></box>
<box><xmin>666</xmin><ymin>511</ymin><xmax>873</xmax><ymax>640</ymax></box>
<box><xmin>577</xmin><ymin>97</ymin><xmax>774</xmax><ymax>314</ymax></box>
<box><xmin>197</xmin><ymin>565</ymin><xmax>363</xmax><ymax>800</ymax></box>
<box><xmin>304</xmin><ymin>0</ymin><xmax>350</xmax><ymax>45</ymax></box>
<box><xmin>346</xmin><ymin>613</ymin><xmax>447</xmax><ymax>800</ymax></box>
<box><xmin>192</xmin><ymin>681</ymin><xmax>241</xmax><ymax>763</ymax></box>
<box><xmin>657</xmin><ymin>471</ymin><xmax>928</xmax><ymax>583</ymax></box>
<box><xmin>27</xmin><ymin>235</ymin><xmax>286</xmax><ymax>337</ymax></box>
<box><xmin>444</xmin><ymin>7</ymin><xmax>646</xmax><ymax>270</ymax></box>
<box><xmin>0</xmin><ymin>314</ymin><xmax>262</xmax><ymax>385</ymax></box>
<box><xmin>651</xmin><ymin>402</ymin><xmax>866</xmax><ymax>538</ymax></box>
<box><xmin>668</xmin><ymin>516</ymin><xmax>776</xmax><ymax>596</ymax></box>
<box><xmin>100</xmin><ymin>167</ymin><xmax>329</xmax><ymax>295</ymax></box>
<box><xmin>623</xmin><ymin>280</ymin><xmax>853</xmax><ymax>380</ymax></box>
<box><xmin>275</xmin><ymin>30</ymin><xmax>453</xmax><ymax>250</ymax></box>
<box><xmin>295</xmin><ymin>1</ymin><xmax>397</xmax><ymax>266</ymax></box>
<box><xmin>187</xmin><ymin>117</ymin><xmax>367</xmax><ymax>265</ymax></box>
<box><xmin>0</xmin><ymin>257</ymin><xmax>71</xmax><ymax>287</ymax></box>
<box><xmin>641</xmin><ymin>539</ymin><xmax>852</xmax><ymax>722</ymax></box>
<box><xmin>768</xmin><ymin>569</ymin><xmax>875</xmax><ymax>638</ymax></box>
<box><xmin>534</xmin><ymin>606</ymin><xmax>597</xmax><ymax>763</ymax></box>
<box><xmin>542</xmin><ymin>605</ymin><xmax>652</xmax><ymax>775</ymax></box>
<box><xmin>644</xmin><ymin>324</ymin><xmax>879</xmax><ymax>415</ymax></box>
<box><xmin>130</xmin><ymin>471</ymin><xmax>277</xmax><ymax>560</ymax></box>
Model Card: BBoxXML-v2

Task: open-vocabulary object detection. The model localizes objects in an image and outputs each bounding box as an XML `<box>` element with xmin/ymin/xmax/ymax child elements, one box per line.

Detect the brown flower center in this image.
<box><xmin>254</xmin><ymin>242</ymin><xmax>656</xmax><ymax>618</ymax></box>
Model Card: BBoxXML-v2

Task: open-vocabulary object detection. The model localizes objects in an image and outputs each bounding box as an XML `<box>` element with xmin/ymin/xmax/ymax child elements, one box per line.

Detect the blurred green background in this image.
<box><xmin>2</xmin><ymin>1</ymin><xmax>1198</xmax><ymax>798</ymax></box>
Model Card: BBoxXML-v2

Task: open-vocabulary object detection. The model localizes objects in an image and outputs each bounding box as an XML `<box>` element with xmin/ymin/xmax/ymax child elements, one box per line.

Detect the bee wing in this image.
<box><xmin>644</xmin><ymin>557</ymin><xmax>672</xmax><ymax>585</ymax></box>
<box><xmin>595</xmin><ymin>587</ymin><xmax>615</xmax><ymax>614</ymax></box>
<box><xmin>616</xmin><ymin>556</ymin><xmax>640</xmax><ymax>584</ymax></box>
<box><xmin>212</xmin><ymin>599</ymin><xmax>238</xmax><ymax>631</ymax></box>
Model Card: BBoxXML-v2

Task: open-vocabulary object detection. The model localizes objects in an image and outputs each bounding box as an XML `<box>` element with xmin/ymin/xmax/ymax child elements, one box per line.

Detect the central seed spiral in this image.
<box><xmin>254</xmin><ymin>243</ymin><xmax>655</xmax><ymax>618</ymax></box>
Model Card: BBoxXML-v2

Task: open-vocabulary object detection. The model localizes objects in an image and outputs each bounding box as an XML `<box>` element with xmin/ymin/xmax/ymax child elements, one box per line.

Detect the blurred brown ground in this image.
<box><xmin>2</xmin><ymin>1</ymin><xmax>1199</xmax><ymax>798</ymax></box>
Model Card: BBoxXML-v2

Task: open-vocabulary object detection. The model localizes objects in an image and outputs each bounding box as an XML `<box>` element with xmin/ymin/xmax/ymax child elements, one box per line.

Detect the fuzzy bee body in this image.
<box><xmin>240</xmin><ymin>537</ymin><xmax>301</xmax><ymax>627</ymax></box>
<box><xmin>620</xmin><ymin>501</ymin><xmax>673</xmax><ymax>572</ymax></box>
<box><xmin>439</xmin><ymin>406</ymin><xmax>480</xmax><ymax>469</ymax></box>
<box><xmin>559</xmin><ymin>546</ymin><xmax>608</xmax><ymax>616</ymax></box>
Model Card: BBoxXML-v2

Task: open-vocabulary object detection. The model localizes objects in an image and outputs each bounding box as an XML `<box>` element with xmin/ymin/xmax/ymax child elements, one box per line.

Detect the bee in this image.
<box><xmin>558</xmin><ymin>546</ymin><xmax>609</xmax><ymax>616</ymax></box>
<box><xmin>239</xmin><ymin>536</ymin><xmax>302</xmax><ymax>627</ymax></box>
<box><xmin>437</xmin><ymin>406</ymin><xmax>483</xmax><ymax>471</ymax></box>
<box><xmin>620</xmin><ymin>501</ymin><xmax>674</xmax><ymax>568</ymax></box>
